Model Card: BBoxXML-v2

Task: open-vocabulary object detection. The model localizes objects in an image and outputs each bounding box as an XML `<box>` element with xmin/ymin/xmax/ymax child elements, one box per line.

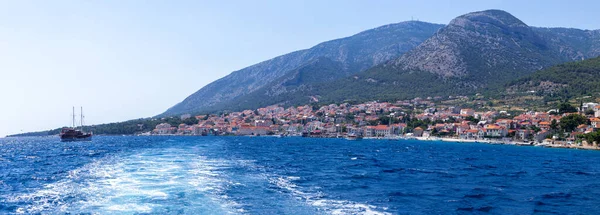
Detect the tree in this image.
<box><xmin>367</xmin><ymin>120</ymin><xmax>379</xmax><ymax>126</ymax></box>
<box><xmin>530</xmin><ymin>125</ymin><xmax>542</xmax><ymax>133</ymax></box>
<box><xmin>183</xmin><ymin>117</ymin><xmax>199</xmax><ymax>125</ymax></box>
<box><xmin>465</xmin><ymin>116</ymin><xmax>480</xmax><ymax>123</ymax></box>
<box><xmin>582</xmin><ymin>131</ymin><xmax>600</xmax><ymax>144</ymax></box>
<box><xmin>585</xmin><ymin>109</ymin><xmax>595</xmax><ymax>116</ymax></box>
<box><xmin>559</xmin><ymin>114</ymin><xmax>587</xmax><ymax>132</ymax></box>
<box><xmin>378</xmin><ymin>115</ymin><xmax>399</xmax><ymax>125</ymax></box>
<box><xmin>558</xmin><ymin>103</ymin><xmax>578</xmax><ymax>114</ymax></box>
<box><xmin>431</xmin><ymin>128</ymin><xmax>439</xmax><ymax>136</ymax></box>
<box><xmin>550</xmin><ymin>119</ymin><xmax>558</xmax><ymax>130</ymax></box>
<box><xmin>345</xmin><ymin>114</ymin><xmax>355</xmax><ymax>121</ymax></box>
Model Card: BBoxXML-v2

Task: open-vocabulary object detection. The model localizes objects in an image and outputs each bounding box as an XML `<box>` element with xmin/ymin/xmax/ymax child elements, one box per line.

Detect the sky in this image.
<box><xmin>0</xmin><ymin>0</ymin><xmax>599</xmax><ymax>137</ymax></box>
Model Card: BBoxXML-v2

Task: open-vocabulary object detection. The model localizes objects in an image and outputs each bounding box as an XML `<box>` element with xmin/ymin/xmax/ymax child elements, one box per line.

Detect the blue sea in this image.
<box><xmin>1</xmin><ymin>136</ymin><xmax>600</xmax><ymax>214</ymax></box>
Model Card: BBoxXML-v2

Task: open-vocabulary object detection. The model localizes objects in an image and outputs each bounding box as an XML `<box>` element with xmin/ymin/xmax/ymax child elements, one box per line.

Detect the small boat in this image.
<box><xmin>60</xmin><ymin>107</ymin><xmax>92</xmax><ymax>142</ymax></box>
<box><xmin>346</xmin><ymin>133</ymin><xmax>363</xmax><ymax>141</ymax></box>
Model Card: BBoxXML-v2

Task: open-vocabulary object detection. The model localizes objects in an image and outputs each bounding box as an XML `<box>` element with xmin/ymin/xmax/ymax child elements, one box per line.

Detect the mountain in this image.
<box><xmin>161</xmin><ymin>21</ymin><xmax>444</xmax><ymax>116</ymax></box>
<box><xmin>214</xmin><ymin>10</ymin><xmax>600</xmax><ymax>109</ymax></box>
<box><xmin>532</xmin><ymin>27</ymin><xmax>600</xmax><ymax>61</ymax></box>
<box><xmin>309</xmin><ymin>10</ymin><xmax>600</xmax><ymax>103</ymax></box>
<box><xmin>164</xmin><ymin>10</ymin><xmax>600</xmax><ymax>115</ymax></box>
<box><xmin>204</xmin><ymin>57</ymin><xmax>350</xmax><ymax>112</ymax></box>
<box><xmin>394</xmin><ymin>10</ymin><xmax>568</xmax><ymax>85</ymax></box>
<box><xmin>507</xmin><ymin>56</ymin><xmax>600</xmax><ymax>99</ymax></box>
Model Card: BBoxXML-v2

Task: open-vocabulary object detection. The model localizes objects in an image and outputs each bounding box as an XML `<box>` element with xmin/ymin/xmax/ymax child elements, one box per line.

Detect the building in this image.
<box><xmin>236</xmin><ymin>125</ymin><xmax>270</xmax><ymax>136</ymax></box>
<box><xmin>484</xmin><ymin>125</ymin><xmax>507</xmax><ymax>137</ymax></box>
<box><xmin>373</xmin><ymin>125</ymin><xmax>393</xmax><ymax>137</ymax></box>
<box><xmin>582</xmin><ymin>103</ymin><xmax>599</xmax><ymax>113</ymax></box>
<box><xmin>154</xmin><ymin>123</ymin><xmax>175</xmax><ymax>135</ymax></box>
<box><xmin>413</xmin><ymin>127</ymin><xmax>424</xmax><ymax>137</ymax></box>
<box><xmin>516</xmin><ymin>129</ymin><xmax>532</xmax><ymax>140</ymax></box>
<box><xmin>460</xmin><ymin>129</ymin><xmax>480</xmax><ymax>139</ymax></box>
<box><xmin>460</xmin><ymin>109</ymin><xmax>475</xmax><ymax>116</ymax></box>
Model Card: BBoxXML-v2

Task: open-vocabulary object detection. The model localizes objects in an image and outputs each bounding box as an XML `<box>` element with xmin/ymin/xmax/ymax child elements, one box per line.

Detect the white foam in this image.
<box><xmin>269</xmin><ymin>176</ymin><xmax>390</xmax><ymax>215</ymax></box>
<box><xmin>106</xmin><ymin>203</ymin><xmax>154</xmax><ymax>212</ymax></box>
<box><xmin>5</xmin><ymin>148</ymin><xmax>242</xmax><ymax>214</ymax></box>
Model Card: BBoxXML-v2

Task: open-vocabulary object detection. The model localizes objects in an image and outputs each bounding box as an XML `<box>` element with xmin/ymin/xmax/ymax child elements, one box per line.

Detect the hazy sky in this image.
<box><xmin>1</xmin><ymin>0</ymin><xmax>599</xmax><ymax>137</ymax></box>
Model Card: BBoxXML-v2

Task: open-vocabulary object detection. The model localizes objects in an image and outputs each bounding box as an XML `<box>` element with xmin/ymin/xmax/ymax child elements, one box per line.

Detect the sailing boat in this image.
<box><xmin>60</xmin><ymin>106</ymin><xmax>92</xmax><ymax>142</ymax></box>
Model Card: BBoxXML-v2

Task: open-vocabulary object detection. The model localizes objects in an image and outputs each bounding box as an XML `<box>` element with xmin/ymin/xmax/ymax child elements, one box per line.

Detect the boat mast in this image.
<box><xmin>81</xmin><ymin>106</ymin><xmax>84</xmax><ymax>131</ymax></box>
<box><xmin>72</xmin><ymin>106</ymin><xmax>75</xmax><ymax>128</ymax></box>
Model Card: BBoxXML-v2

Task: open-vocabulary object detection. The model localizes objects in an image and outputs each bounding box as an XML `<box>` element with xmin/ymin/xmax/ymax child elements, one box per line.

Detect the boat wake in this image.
<box><xmin>5</xmin><ymin>140</ymin><xmax>390</xmax><ymax>214</ymax></box>
<box><xmin>269</xmin><ymin>176</ymin><xmax>390</xmax><ymax>215</ymax></box>
<box><xmin>5</xmin><ymin>148</ymin><xmax>241</xmax><ymax>214</ymax></box>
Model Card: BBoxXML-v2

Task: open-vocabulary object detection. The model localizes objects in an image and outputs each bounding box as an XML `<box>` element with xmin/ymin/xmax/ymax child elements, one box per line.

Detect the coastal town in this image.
<box><xmin>147</xmin><ymin>96</ymin><xmax>600</xmax><ymax>149</ymax></box>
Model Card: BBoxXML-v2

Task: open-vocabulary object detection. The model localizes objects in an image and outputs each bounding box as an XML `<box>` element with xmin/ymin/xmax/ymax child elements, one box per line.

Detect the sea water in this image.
<box><xmin>1</xmin><ymin>136</ymin><xmax>600</xmax><ymax>214</ymax></box>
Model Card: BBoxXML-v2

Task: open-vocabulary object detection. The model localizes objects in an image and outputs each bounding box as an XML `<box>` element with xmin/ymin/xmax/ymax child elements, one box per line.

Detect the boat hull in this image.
<box><xmin>60</xmin><ymin>136</ymin><xmax>92</xmax><ymax>142</ymax></box>
<box><xmin>346</xmin><ymin>136</ymin><xmax>363</xmax><ymax>141</ymax></box>
<box><xmin>60</xmin><ymin>128</ymin><xmax>93</xmax><ymax>142</ymax></box>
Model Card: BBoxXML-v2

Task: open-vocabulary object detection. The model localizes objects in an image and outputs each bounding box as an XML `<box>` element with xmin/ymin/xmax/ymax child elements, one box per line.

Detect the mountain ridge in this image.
<box><xmin>161</xmin><ymin>21</ymin><xmax>444</xmax><ymax>116</ymax></box>
<box><xmin>163</xmin><ymin>9</ymin><xmax>600</xmax><ymax>116</ymax></box>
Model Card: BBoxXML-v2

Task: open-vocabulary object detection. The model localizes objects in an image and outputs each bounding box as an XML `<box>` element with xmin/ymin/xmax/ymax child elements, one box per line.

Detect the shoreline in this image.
<box><xmin>4</xmin><ymin>134</ymin><xmax>599</xmax><ymax>151</ymax></box>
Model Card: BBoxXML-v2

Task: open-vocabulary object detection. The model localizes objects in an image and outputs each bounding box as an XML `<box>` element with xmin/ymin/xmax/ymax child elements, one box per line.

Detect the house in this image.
<box><xmin>413</xmin><ymin>127</ymin><xmax>424</xmax><ymax>137</ymax></box>
<box><xmin>478</xmin><ymin>129</ymin><xmax>486</xmax><ymax>139</ymax></box>
<box><xmin>538</xmin><ymin>121</ymin><xmax>551</xmax><ymax>130</ymax></box>
<box><xmin>460</xmin><ymin>129</ymin><xmax>480</xmax><ymax>139</ymax></box>
<box><xmin>516</xmin><ymin>129</ymin><xmax>532</xmax><ymax>140</ymax></box>
<box><xmin>373</xmin><ymin>125</ymin><xmax>393</xmax><ymax>137</ymax></box>
<box><xmin>577</xmin><ymin>124</ymin><xmax>589</xmax><ymax>133</ymax></box>
<box><xmin>485</xmin><ymin>125</ymin><xmax>508</xmax><ymax>137</ymax></box>
<box><xmin>434</xmin><ymin>123</ymin><xmax>445</xmax><ymax>132</ymax></box>
<box><xmin>364</xmin><ymin>126</ymin><xmax>375</xmax><ymax>137</ymax></box>
<box><xmin>460</xmin><ymin>109</ymin><xmax>475</xmax><ymax>116</ymax></box>
<box><xmin>455</xmin><ymin>124</ymin><xmax>471</xmax><ymax>135</ymax></box>
<box><xmin>254</xmin><ymin>120</ymin><xmax>273</xmax><ymax>127</ymax></box>
<box><xmin>496</xmin><ymin>119</ymin><xmax>516</xmax><ymax>129</ymax></box>
<box><xmin>236</xmin><ymin>125</ymin><xmax>255</xmax><ymax>135</ymax></box>
<box><xmin>582</xmin><ymin>103</ymin><xmax>599</xmax><ymax>113</ymax></box>
<box><xmin>154</xmin><ymin>123</ymin><xmax>175</xmax><ymax>135</ymax></box>
<box><xmin>534</xmin><ymin>130</ymin><xmax>552</xmax><ymax>143</ymax></box>
<box><xmin>391</xmin><ymin>123</ymin><xmax>407</xmax><ymax>135</ymax></box>
<box><xmin>237</xmin><ymin>125</ymin><xmax>270</xmax><ymax>136</ymax></box>
<box><xmin>595</xmin><ymin>105</ymin><xmax>600</xmax><ymax>117</ymax></box>
<box><xmin>591</xmin><ymin>118</ymin><xmax>600</xmax><ymax>129</ymax></box>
